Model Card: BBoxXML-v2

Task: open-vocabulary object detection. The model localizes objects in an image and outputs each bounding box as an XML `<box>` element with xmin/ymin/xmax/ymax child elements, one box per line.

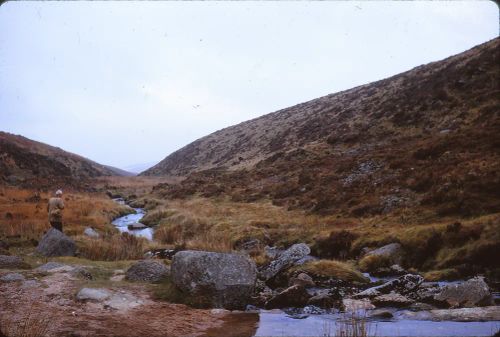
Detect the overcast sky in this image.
<box><xmin>0</xmin><ymin>1</ymin><xmax>498</xmax><ymax>171</ymax></box>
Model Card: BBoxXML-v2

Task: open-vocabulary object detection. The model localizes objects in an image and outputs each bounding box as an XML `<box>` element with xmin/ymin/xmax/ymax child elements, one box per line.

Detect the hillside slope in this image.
<box><xmin>0</xmin><ymin>132</ymin><xmax>131</xmax><ymax>189</ymax></box>
<box><xmin>145</xmin><ymin>38</ymin><xmax>500</xmax><ymax>218</ymax></box>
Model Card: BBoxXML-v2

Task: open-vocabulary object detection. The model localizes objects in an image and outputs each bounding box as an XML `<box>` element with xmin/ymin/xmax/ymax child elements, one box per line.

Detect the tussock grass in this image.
<box><xmin>291</xmin><ymin>260</ymin><xmax>368</xmax><ymax>283</ymax></box>
<box><xmin>76</xmin><ymin>232</ymin><xmax>146</xmax><ymax>261</ymax></box>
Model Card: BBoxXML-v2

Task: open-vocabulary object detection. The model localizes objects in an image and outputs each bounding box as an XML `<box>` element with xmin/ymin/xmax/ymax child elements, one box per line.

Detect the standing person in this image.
<box><xmin>47</xmin><ymin>189</ymin><xmax>65</xmax><ymax>232</ymax></box>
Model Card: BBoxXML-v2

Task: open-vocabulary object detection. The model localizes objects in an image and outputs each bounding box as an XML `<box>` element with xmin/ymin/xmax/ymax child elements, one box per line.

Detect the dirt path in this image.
<box><xmin>0</xmin><ymin>270</ymin><xmax>229</xmax><ymax>337</ymax></box>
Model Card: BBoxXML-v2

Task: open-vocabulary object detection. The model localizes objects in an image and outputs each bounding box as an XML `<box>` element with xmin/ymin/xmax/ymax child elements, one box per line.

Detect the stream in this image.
<box><xmin>110</xmin><ymin>199</ymin><xmax>499</xmax><ymax>336</ymax></box>
<box><xmin>111</xmin><ymin>198</ymin><xmax>154</xmax><ymax>240</ymax></box>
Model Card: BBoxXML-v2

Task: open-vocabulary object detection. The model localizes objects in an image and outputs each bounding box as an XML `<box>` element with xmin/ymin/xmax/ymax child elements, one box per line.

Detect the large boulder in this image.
<box><xmin>125</xmin><ymin>260</ymin><xmax>170</xmax><ymax>283</ymax></box>
<box><xmin>363</xmin><ymin>243</ymin><xmax>403</xmax><ymax>265</ymax></box>
<box><xmin>171</xmin><ymin>250</ymin><xmax>257</xmax><ymax>309</ymax></box>
<box><xmin>36</xmin><ymin>228</ymin><xmax>76</xmax><ymax>257</ymax></box>
<box><xmin>0</xmin><ymin>255</ymin><xmax>30</xmax><ymax>269</ymax></box>
<box><xmin>434</xmin><ymin>277</ymin><xmax>493</xmax><ymax>308</ymax></box>
<box><xmin>259</xmin><ymin>243</ymin><xmax>310</xmax><ymax>281</ymax></box>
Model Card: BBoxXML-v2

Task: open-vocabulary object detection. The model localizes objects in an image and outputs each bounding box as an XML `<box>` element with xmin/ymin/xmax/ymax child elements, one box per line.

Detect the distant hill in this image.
<box><xmin>144</xmin><ymin>38</ymin><xmax>500</xmax><ymax>217</ymax></box>
<box><xmin>0</xmin><ymin>132</ymin><xmax>131</xmax><ymax>189</ymax></box>
<box><xmin>124</xmin><ymin>162</ymin><xmax>158</xmax><ymax>175</ymax></box>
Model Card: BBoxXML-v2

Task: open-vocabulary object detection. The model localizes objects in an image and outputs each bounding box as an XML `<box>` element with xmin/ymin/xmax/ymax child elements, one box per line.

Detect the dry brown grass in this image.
<box><xmin>0</xmin><ymin>186</ymin><xmax>131</xmax><ymax>242</ymax></box>
<box><xmin>76</xmin><ymin>232</ymin><xmax>146</xmax><ymax>261</ymax></box>
<box><xmin>290</xmin><ymin>259</ymin><xmax>368</xmax><ymax>283</ymax></box>
<box><xmin>1</xmin><ymin>302</ymin><xmax>50</xmax><ymax>337</ymax></box>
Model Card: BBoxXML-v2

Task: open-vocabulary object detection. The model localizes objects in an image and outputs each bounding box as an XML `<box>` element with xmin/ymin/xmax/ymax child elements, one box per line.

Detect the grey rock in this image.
<box><xmin>295</xmin><ymin>255</ymin><xmax>319</xmax><ymax>266</ymax></box>
<box><xmin>84</xmin><ymin>227</ymin><xmax>100</xmax><ymax>238</ymax></box>
<box><xmin>260</xmin><ymin>243</ymin><xmax>310</xmax><ymax>280</ymax></box>
<box><xmin>401</xmin><ymin>306</ymin><xmax>500</xmax><ymax>322</ymax></box>
<box><xmin>368</xmin><ymin>308</ymin><xmax>394</xmax><ymax>319</ymax></box>
<box><xmin>172</xmin><ymin>250</ymin><xmax>257</xmax><ymax>309</ymax></box>
<box><xmin>34</xmin><ymin>262</ymin><xmax>66</xmax><ymax>272</ymax></box>
<box><xmin>0</xmin><ymin>273</ymin><xmax>25</xmax><ymax>282</ymax></box>
<box><xmin>307</xmin><ymin>294</ymin><xmax>337</xmax><ymax>309</ymax></box>
<box><xmin>76</xmin><ymin>288</ymin><xmax>111</xmax><ymax>302</ymax></box>
<box><xmin>127</xmin><ymin>223</ymin><xmax>148</xmax><ymax>230</ymax></box>
<box><xmin>264</xmin><ymin>246</ymin><xmax>283</xmax><ymax>260</ymax></box>
<box><xmin>372</xmin><ymin>292</ymin><xmax>415</xmax><ymax>307</ymax></box>
<box><xmin>434</xmin><ymin>277</ymin><xmax>493</xmax><ymax>308</ymax></box>
<box><xmin>34</xmin><ymin>262</ymin><xmax>92</xmax><ymax>280</ymax></box>
<box><xmin>354</xmin><ymin>274</ymin><xmax>424</xmax><ymax>298</ymax></box>
<box><xmin>289</xmin><ymin>273</ymin><xmax>315</xmax><ymax>288</ymax></box>
<box><xmin>125</xmin><ymin>260</ymin><xmax>170</xmax><ymax>283</ymax></box>
<box><xmin>265</xmin><ymin>285</ymin><xmax>311</xmax><ymax>309</ymax></box>
<box><xmin>364</xmin><ymin>243</ymin><xmax>403</xmax><ymax>265</ymax></box>
<box><xmin>36</xmin><ymin>228</ymin><xmax>76</xmax><ymax>257</ymax></box>
<box><xmin>0</xmin><ymin>255</ymin><xmax>30</xmax><ymax>269</ymax></box>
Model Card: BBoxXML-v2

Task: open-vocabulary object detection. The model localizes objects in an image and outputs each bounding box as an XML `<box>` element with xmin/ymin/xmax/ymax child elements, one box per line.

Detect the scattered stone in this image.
<box><xmin>22</xmin><ymin>280</ymin><xmax>40</xmax><ymax>288</ymax></box>
<box><xmin>354</xmin><ymin>274</ymin><xmax>424</xmax><ymax>298</ymax></box>
<box><xmin>0</xmin><ymin>273</ymin><xmax>25</xmax><ymax>282</ymax></box>
<box><xmin>307</xmin><ymin>294</ymin><xmax>337</xmax><ymax>309</ymax></box>
<box><xmin>36</xmin><ymin>228</ymin><xmax>76</xmax><ymax>257</ymax></box>
<box><xmin>235</xmin><ymin>238</ymin><xmax>261</xmax><ymax>252</ymax></box>
<box><xmin>127</xmin><ymin>223</ymin><xmax>148</xmax><ymax>230</ymax></box>
<box><xmin>34</xmin><ymin>262</ymin><xmax>92</xmax><ymax>279</ymax></box>
<box><xmin>372</xmin><ymin>264</ymin><xmax>407</xmax><ymax>277</ymax></box>
<box><xmin>0</xmin><ymin>255</ymin><xmax>30</xmax><ymax>269</ymax></box>
<box><xmin>434</xmin><ymin>277</ymin><xmax>493</xmax><ymax>308</ymax></box>
<box><xmin>144</xmin><ymin>248</ymin><xmax>177</xmax><ymax>259</ymax></box>
<box><xmin>265</xmin><ymin>285</ymin><xmax>311</xmax><ymax>309</ymax></box>
<box><xmin>125</xmin><ymin>260</ymin><xmax>170</xmax><ymax>283</ymax></box>
<box><xmin>368</xmin><ymin>309</ymin><xmax>394</xmax><ymax>319</ymax></box>
<box><xmin>76</xmin><ymin>288</ymin><xmax>111</xmax><ymax>302</ymax></box>
<box><xmin>401</xmin><ymin>306</ymin><xmax>500</xmax><ymax>322</ymax></box>
<box><xmin>259</xmin><ymin>243</ymin><xmax>310</xmax><ymax>281</ymax></box>
<box><xmin>289</xmin><ymin>273</ymin><xmax>315</xmax><ymax>288</ymax></box>
<box><xmin>83</xmin><ymin>227</ymin><xmax>100</xmax><ymax>238</ymax></box>
<box><xmin>372</xmin><ymin>292</ymin><xmax>415</xmax><ymax>307</ymax></box>
<box><xmin>172</xmin><ymin>250</ymin><xmax>257</xmax><ymax>309</ymax></box>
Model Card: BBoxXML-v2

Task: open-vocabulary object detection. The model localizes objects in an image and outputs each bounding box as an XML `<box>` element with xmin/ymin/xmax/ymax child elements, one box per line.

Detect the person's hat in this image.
<box><xmin>55</xmin><ymin>189</ymin><xmax>63</xmax><ymax>196</ymax></box>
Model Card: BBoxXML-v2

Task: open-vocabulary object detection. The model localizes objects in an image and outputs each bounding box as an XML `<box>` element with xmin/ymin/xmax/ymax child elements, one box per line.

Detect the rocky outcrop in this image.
<box><xmin>125</xmin><ymin>260</ymin><xmax>170</xmax><ymax>283</ymax></box>
<box><xmin>36</xmin><ymin>228</ymin><xmax>76</xmax><ymax>257</ymax></box>
<box><xmin>354</xmin><ymin>274</ymin><xmax>424</xmax><ymax>298</ymax></box>
<box><xmin>171</xmin><ymin>250</ymin><xmax>257</xmax><ymax>309</ymax></box>
<box><xmin>265</xmin><ymin>285</ymin><xmax>311</xmax><ymax>309</ymax></box>
<box><xmin>0</xmin><ymin>255</ymin><xmax>30</xmax><ymax>269</ymax></box>
<box><xmin>307</xmin><ymin>294</ymin><xmax>337</xmax><ymax>309</ymax></box>
<box><xmin>434</xmin><ymin>277</ymin><xmax>493</xmax><ymax>308</ymax></box>
<box><xmin>259</xmin><ymin>243</ymin><xmax>310</xmax><ymax>281</ymax></box>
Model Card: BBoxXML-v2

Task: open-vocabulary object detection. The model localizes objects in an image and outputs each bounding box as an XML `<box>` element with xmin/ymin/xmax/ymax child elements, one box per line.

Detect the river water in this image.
<box><xmin>111</xmin><ymin>198</ymin><xmax>153</xmax><ymax>240</ymax></box>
